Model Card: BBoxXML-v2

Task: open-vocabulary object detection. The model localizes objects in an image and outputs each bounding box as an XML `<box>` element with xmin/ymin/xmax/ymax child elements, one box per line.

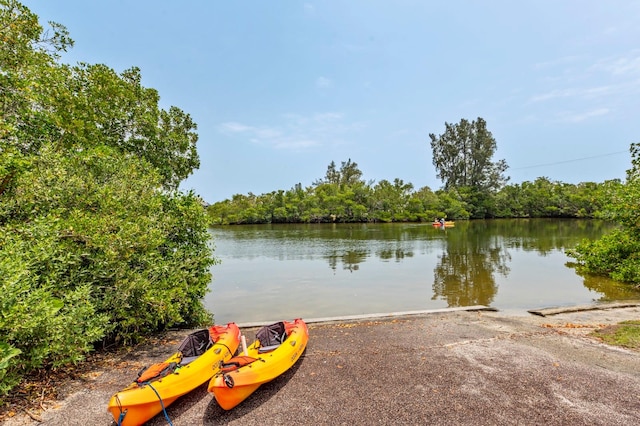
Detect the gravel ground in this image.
<box><xmin>3</xmin><ymin>305</ymin><xmax>640</xmax><ymax>426</ymax></box>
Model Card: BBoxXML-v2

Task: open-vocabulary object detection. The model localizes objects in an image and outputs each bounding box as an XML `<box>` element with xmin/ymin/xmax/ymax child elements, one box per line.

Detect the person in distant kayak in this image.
<box><xmin>439</xmin><ymin>218</ymin><xmax>445</xmax><ymax>224</ymax></box>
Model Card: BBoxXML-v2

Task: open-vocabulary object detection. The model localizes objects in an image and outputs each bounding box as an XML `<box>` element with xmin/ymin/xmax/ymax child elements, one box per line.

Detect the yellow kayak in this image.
<box><xmin>433</xmin><ymin>221</ymin><xmax>455</xmax><ymax>227</ymax></box>
<box><xmin>108</xmin><ymin>323</ymin><xmax>240</xmax><ymax>426</ymax></box>
<box><xmin>208</xmin><ymin>318</ymin><xmax>308</xmax><ymax>410</ymax></box>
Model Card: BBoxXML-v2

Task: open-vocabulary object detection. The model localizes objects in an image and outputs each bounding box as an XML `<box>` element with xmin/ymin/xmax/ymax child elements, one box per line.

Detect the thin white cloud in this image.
<box><xmin>254</xmin><ymin>128</ymin><xmax>282</xmax><ymax>139</ymax></box>
<box><xmin>219</xmin><ymin>122</ymin><xmax>250</xmax><ymax>133</ymax></box>
<box><xmin>530</xmin><ymin>50</ymin><xmax>640</xmax><ymax>104</ymax></box>
<box><xmin>312</xmin><ymin>112</ymin><xmax>342</xmax><ymax>122</ymax></box>
<box><xmin>556</xmin><ymin>108</ymin><xmax>610</xmax><ymax>123</ymax></box>
<box><xmin>316</xmin><ymin>76</ymin><xmax>333</xmax><ymax>88</ymax></box>
<box><xmin>273</xmin><ymin>138</ymin><xmax>318</xmax><ymax>149</ymax></box>
<box><xmin>533</xmin><ymin>55</ymin><xmax>583</xmax><ymax>70</ymax></box>
<box><xmin>530</xmin><ymin>85</ymin><xmax>618</xmax><ymax>103</ymax></box>
<box><xmin>218</xmin><ymin>112</ymin><xmax>363</xmax><ymax>151</ymax></box>
<box><xmin>590</xmin><ymin>50</ymin><xmax>640</xmax><ymax>76</ymax></box>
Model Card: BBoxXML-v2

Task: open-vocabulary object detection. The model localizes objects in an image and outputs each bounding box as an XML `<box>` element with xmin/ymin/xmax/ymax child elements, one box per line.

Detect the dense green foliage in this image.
<box><xmin>207</xmin><ymin>161</ymin><xmax>621</xmax><ymax>225</ymax></box>
<box><xmin>1</xmin><ymin>1</ymin><xmax>199</xmax><ymax>190</ymax></box>
<box><xmin>0</xmin><ymin>1</ymin><xmax>213</xmax><ymax>398</ymax></box>
<box><xmin>567</xmin><ymin>143</ymin><xmax>640</xmax><ymax>285</ymax></box>
<box><xmin>209</xmin><ymin>160</ymin><xmax>453</xmax><ymax>224</ymax></box>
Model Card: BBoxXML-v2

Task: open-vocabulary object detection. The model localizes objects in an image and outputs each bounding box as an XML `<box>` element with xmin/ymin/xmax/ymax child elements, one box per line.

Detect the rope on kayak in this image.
<box><xmin>145</xmin><ymin>381</ymin><xmax>174</xmax><ymax>426</ymax></box>
<box><xmin>212</xmin><ymin>341</ymin><xmax>234</xmax><ymax>356</ymax></box>
<box><xmin>114</xmin><ymin>394</ymin><xmax>126</xmax><ymax>426</ymax></box>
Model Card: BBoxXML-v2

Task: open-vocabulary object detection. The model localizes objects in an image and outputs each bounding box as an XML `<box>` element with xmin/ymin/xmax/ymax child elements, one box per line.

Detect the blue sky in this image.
<box><xmin>26</xmin><ymin>1</ymin><xmax>640</xmax><ymax>202</ymax></box>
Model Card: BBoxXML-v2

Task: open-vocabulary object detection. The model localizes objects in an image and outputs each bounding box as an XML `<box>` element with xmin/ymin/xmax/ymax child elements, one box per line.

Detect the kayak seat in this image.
<box><xmin>180</xmin><ymin>356</ymin><xmax>199</xmax><ymax>365</ymax></box>
<box><xmin>258</xmin><ymin>344</ymin><xmax>281</xmax><ymax>353</ymax></box>
<box><xmin>177</xmin><ymin>329</ymin><xmax>213</xmax><ymax>365</ymax></box>
<box><xmin>256</xmin><ymin>321</ymin><xmax>287</xmax><ymax>353</ymax></box>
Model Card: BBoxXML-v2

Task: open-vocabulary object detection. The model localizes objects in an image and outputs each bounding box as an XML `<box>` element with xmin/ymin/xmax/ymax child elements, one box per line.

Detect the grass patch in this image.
<box><xmin>591</xmin><ymin>320</ymin><xmax>640</xmax><ymax>350</ymax></box>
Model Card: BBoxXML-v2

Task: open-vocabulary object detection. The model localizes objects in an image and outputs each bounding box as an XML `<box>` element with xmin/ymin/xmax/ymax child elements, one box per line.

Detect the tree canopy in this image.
<box><xmin>567</xmin><ymin>142</ymin><xmax>640</xmax><ymax>284</ymax></box>
<box><xmin>0</xmin><ymin>0</ymin><xmax>199</xmax><ymax>190</ymax></box>
<box><xmin>429</xmin><ymin>117</ymin><xmax>509</xmax><ymax>191</ymax></box>
<box><xmin>429</xmin><ymin>117</ymin><xmax>509</xmax><ymax>218</ymax></box>
<box><xmin>313</xmin><ymin>158</ymin><xmax>366</xmax><ymax>188</ymax></box>
<box><xmin>0</xmin><ymin>0</ymin><xmax>213</xmax><ymax>399</ymax></box>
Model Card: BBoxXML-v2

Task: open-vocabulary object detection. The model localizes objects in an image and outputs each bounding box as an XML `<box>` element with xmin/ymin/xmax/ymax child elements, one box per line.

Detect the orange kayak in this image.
<box><xmin>108</xmin><ymin>323</ymin><xmax>240</xmax><ymax>426</ymax></box>
<box><xmin>433</xmin><ymin>221</ymin><xmax>455</xmax><ymax>227</ymax></box>
<box><xmin>208</xmin><ymin>319</ymin><xmax>308</xmax><ymax>410</ymax></box>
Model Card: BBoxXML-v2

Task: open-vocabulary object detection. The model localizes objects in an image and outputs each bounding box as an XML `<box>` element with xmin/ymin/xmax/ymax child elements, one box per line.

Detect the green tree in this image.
<box><xmin>314</xmin><ymin>158</ymin><xmax>365</xmax><ymax>189</ymax></box>
<box><xmin>520</xmin><ymin>177</ymin><xmax>561</xmax><ymax>217</ymax></box>
<box><xmin>0</xmin><ymin>1</ymin><xmax>199</xmax><ymax>190</ymax></box>
<box><xmin>408</xmin><ymin>186</ymin><xmax>439</xmax><ymax>221</ymax></box>
<box><xmin>337</xmin><ymin>158</ymin><xmax>364</xmax><ymax>188</ymax></box>
<box><xmin>314</xmin><ymin>160</ymin><xmax>340</xmax><ymax>185</ymax></box>
<box><xmin>0</xmin><ymin>0</ymin><xmax>73</xmax><ymax>152</ymax></box>
<box><xmin>55</xmin><ymin>64</ymin><xmax>200</xmax><ymax>190</ymax></box>
<box><xmin>567</xmin><ymin>143</ymin><xmax>640</xmax><ymax>284</ymax></box>
<box><xmin>429</xmin><ymin>118</ymin><xmax>508</xmax><ymax>218</ymax></box>
<box><xmin>0</xmin><ymin>146</ymin><xmax>215</xmax><ymax>395</ymax></box>
<box><xmin>493</xmin><ymin>184</ymin><xmax>524</xmax><ymax>218</ymax></box>
<box><xmin>5</xmin><ymin>145</ymin><xmax>213</xmax><ymax>330</ymax></box>
<box><xmin>371</xmin><ymin>179</ymin><xmax>414</xmax><ymax>222</ymax></box>
<box><xmin>435</xmin><ymin>189</ymin><xmax>471</xmax><ymax>220</ymax></box>
<box><xmin>0</xmin><ymin>2</ymin><xmax>214</xmax><ymax>397</ymax></box>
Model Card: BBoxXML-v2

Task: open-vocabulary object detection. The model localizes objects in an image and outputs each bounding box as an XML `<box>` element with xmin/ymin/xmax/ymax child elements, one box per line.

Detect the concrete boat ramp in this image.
<box><xmin>4</xmin><ymin>304</ymin><xmax>640</xmax><ymax>426</ymax></box>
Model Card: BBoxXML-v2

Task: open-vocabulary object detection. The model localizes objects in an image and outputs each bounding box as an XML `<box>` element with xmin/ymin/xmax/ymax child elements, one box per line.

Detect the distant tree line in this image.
<box><xmin>207</xmin><ymin>163</ymin><xmax>622</xmax><ymax>225</ymax></box>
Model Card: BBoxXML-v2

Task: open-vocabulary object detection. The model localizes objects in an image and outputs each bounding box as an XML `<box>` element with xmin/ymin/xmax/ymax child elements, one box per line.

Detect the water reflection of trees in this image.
<box><xmin>326</xmin><ymin>250</ymin><xmax>368</xmax><ymax>272</ymax></box>
<box><xmin>570</xmin><ymin>265</ymin><xmax>640</xmax><ymax>301</ymax></box>
<box><xmin>378</xmin><ymin>248</ymin><xmax>414</xmax><ymax>262</ymax></box>
<box><xmin>432</xmin><ymin>227</ymin><xmax>510</xmax><ymax>307</ymax></box>
<box><xmin>321</xmin><ymin>225</ymin><xmax>421</xmax><ymax>271</ymax></box>
<box><xmin>430</xmin><ymin>219</ymin><xmax>618</xmax><ymax>307</ymax></box>
<box><xmin>488</xmin><ymin>219</ymin><xmax>614</xmax><ymax>255</ymax></box>
<box><xmin>325</xmin><ymin>245</ymin><xmax>414</xmax><ymax>271</ymax></box>
<box><xmin>213</xmin><ymin>221</ymin><xmax>619</xmax><ymax>302</ymax></box>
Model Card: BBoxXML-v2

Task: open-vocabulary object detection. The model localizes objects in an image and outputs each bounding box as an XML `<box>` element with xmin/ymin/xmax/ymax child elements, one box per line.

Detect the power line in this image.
<box><xmin>511</xmin><ymin>150</ymin><xmax>627</xmax><ymax>170</ymax></box>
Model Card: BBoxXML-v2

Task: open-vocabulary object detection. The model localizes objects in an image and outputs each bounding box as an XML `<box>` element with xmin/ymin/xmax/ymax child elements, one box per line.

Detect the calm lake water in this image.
<box><xmin>204</xmin><ymin>219</ymin><xmax>640</xmax><ymax>324</ymax></box>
